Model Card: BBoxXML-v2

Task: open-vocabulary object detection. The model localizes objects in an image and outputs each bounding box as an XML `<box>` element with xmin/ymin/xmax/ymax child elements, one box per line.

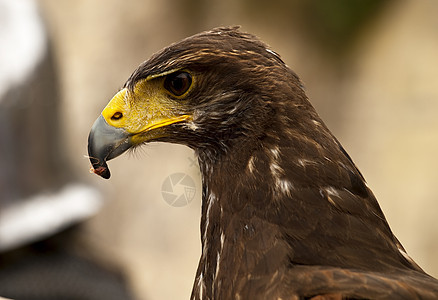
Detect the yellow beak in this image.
<box><xmin>88</xmin><ymin>85</ymin><xmax>191</xmax><ymax>179</ymax></box>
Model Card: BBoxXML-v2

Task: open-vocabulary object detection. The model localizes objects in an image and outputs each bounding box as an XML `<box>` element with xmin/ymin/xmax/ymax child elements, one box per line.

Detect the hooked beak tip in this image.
<box><xmin>89</xmin><ymin>164</ymin><xmax>111</xmax><ymax>179</ymax></box>
<box><xmin>87</xmin><ymin>115</ymin><xmax>131</xmax><ymax>179</ymax></box>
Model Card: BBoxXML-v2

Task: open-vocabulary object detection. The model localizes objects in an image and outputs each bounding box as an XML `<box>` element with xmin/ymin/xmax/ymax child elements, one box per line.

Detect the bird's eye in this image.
<box><xmin>164</xmin><ymin>71</ymin><xmax>192</xmax><ymax>97</ymax></box>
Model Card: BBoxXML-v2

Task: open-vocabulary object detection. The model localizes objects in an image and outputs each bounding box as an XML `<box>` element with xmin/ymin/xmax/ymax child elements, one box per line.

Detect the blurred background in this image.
<box><xmin>0</xmin><ymin>0</ymin><xmax>437</xmax><ymax>299</ymax></box>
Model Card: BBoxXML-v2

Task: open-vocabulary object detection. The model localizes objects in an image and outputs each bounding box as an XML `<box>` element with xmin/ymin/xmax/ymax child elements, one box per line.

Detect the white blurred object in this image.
<box><xmin>0</xmin><ymin>0</ymin><xmax>106</xmax><ymax>253</ymax></box>
<box><xmin>0</xmin><ymin>184</ymin><xmax>103</xmax><ymax>251</ymax></box>
<box><xmin>0</xmin><ymin>0</ymin><xmax>46</xmax><ymax>99</ymax></box>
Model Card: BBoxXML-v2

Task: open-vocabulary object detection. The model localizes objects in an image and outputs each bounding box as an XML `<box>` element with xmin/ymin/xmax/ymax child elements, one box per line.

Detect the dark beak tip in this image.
<box><xmin>87</xmin><ymin>115</ymin><xmax>131</xmax><ymax>180</ymax></box>
<box><xmin>91</xmin><ymin>165</ymin><xmax>111</xmax><ymax>179</ymax></box>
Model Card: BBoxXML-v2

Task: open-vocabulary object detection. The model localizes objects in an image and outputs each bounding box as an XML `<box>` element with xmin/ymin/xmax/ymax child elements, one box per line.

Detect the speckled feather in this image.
<box><xmin>124</xmin><ymin>27</ymin><xmax>438</xmax><ymax>299</ymax></box>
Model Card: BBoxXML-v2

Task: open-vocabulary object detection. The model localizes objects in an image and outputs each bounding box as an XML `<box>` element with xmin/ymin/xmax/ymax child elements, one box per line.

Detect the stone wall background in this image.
<box><xmin>33</xmin><ymin>1</ymin><xmax>438</xmax><ymax>299</ymax></box>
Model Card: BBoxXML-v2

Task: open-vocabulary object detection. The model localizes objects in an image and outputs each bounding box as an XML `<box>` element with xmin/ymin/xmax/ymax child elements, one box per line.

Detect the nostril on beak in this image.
<box><xmin>111</xmin><ymin>112</ymin><xmax>123</xmax><ymax>120</ymax></box>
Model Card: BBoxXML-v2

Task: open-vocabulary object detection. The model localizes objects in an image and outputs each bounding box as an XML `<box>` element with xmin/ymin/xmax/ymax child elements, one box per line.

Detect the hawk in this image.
<box><xmin>88</xmin><ymin>27</ymin><xmax>438</xmax><ymax>299</ymax></box>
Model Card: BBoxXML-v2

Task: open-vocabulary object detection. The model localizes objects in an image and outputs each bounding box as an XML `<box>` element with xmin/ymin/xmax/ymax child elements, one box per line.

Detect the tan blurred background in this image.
<box><xmin>2</xmin><ymin>0</ymin><xmax>438</xmax><ymax>299</ymax></box>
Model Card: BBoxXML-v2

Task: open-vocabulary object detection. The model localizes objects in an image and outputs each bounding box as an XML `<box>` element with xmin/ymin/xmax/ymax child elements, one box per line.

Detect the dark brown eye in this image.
<box><xmin>164</xmin><ymin>71</ymin><xmax>192</xmax><ymax>97</ymax></box>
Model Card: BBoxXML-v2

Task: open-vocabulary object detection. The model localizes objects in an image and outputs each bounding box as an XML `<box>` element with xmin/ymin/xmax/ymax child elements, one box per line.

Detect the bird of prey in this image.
<box><xmin>88</xmin><ymin>27</ymin><xmax>438</xmax><ymax>299</ymax></box>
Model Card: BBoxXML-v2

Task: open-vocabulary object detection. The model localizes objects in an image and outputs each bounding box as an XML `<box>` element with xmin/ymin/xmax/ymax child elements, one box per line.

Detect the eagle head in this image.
<box><xmin>88</xmin><ymin>26</ymin><xmax>310</xmax><ymax>178</ymax></box>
